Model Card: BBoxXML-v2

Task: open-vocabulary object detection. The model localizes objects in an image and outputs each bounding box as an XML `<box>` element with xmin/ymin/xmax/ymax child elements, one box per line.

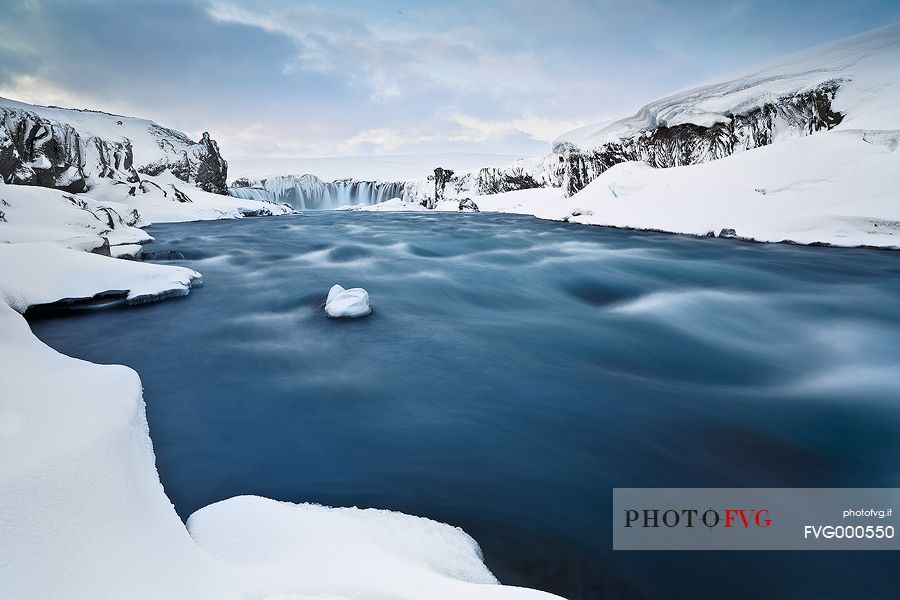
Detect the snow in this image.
<box><xmin>457</xmin><ymin>129</ymin><xmax>900</xmax><ymax>248</ymax></box>
<box><xmin>229</xmin><ymin>153</ymin><xmax>527</xmax><ymax>183</ymax></box>
<box><xmin>0</xmin><ymin>181</ymin><xmax>146</xmax><ymax>247</ymax></box>
<box><xmin>82</xmin><ymin>173</ymin><xmax>294</xmax><ymax>224</ymax></box>
<box><xmin>554</xmin><ymin>23</ymin><xmax>900</xmax><ymax>150</ymax></box>
<box><xmin>325</xmin><ymin>284</ymin><xmax>373</xmax><ymax>318</ymax></box>
<box><xmin>0</xmin><ymin>95</ymin><xmax>197</xmax><ymax>172</ymax></box>
<box><xmin>0</xmin><ymin>174</ymin><xmax>292</xmax><ymax>252</ymax></box>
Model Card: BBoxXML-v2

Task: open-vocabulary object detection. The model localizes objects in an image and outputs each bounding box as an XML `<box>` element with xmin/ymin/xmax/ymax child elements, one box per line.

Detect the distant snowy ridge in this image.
<box><xmin>0</xmin><ymin>96</ymin><xmax>228</xmax><ymax>194</ymax></box>
<box><xmin>549</xmin><ymin>22</ymin><xmax>900</xmax><ymax>195</ymax></box>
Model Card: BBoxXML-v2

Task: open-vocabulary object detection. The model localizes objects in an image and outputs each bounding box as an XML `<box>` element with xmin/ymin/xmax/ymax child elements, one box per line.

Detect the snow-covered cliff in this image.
<box><xmin>0</xmin><ymin>97</ymin><xmax>228</xmax><ymax>194</ymax></box>
<box><xmin>549</xmin><ymin>22</ymin><xmax>900</xmax><ymax>195</ymax></box>
<box><xmin>403</xmin><ymin>22</ymin><xmax>898</xmax><ymax>202</ymax></box>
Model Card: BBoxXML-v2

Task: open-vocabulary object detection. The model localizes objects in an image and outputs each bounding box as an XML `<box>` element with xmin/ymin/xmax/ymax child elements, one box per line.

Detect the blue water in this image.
<box><xmin>29</xmin><ymin>213</ymin><xmax>900</xmax><ymax>599</ymax></box>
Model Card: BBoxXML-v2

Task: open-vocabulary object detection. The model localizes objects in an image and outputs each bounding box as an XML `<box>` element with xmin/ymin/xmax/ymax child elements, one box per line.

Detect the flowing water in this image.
<box><xmin>29</xmin><ymin>212</ymin><xmax>900</xmax><ymax>599</ymax></box>
<box><xmin>228</xmin><ymin>175</ymin><xmax>409</xmax><ymax>209</ymax></box>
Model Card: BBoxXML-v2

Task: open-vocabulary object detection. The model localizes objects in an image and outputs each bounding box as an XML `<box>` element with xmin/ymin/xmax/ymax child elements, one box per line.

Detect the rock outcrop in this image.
<box><xmin>0</xmin><ymin>106</ymin><xmax>138</xmax><ymax>193</ymax></box>
<box><xmin>0</xmin><ymin>99</ymin><xmax>228</xmax><ymax>194</ymax></box>
<box><xmin>554</xmin><ymin>81</ymin><xmax>844</xmax><ymax>195</ymax></box>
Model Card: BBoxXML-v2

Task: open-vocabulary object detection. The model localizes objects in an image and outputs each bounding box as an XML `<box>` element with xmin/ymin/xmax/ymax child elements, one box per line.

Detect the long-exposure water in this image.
<box><xmin>29</xmin><ymin>212</ymin><xmax>900</xmax><ymax>599</ymax></box>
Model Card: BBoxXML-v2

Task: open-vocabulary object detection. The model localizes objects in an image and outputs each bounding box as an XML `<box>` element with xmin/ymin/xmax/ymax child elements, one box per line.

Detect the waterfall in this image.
<box><xmin>228</xmin><ymin>174</ymin><xmax>409</xmax><ymax>210</ymax></box>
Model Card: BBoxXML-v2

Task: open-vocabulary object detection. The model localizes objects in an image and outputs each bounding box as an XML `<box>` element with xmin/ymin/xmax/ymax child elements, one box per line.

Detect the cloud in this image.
<box><xmin>0</xmin><ymin>74</ymin><xmax>95</xmax><ymax>109</ymax></box>
<box><xmin>446</xmin><ymin>113</ymin><xmax>587</xmax><ymax>144</ymax></box>
<box><xmin>1</xmin><ymin>0</ymin><xmax>899</xmax><ymax>158</ymax></box>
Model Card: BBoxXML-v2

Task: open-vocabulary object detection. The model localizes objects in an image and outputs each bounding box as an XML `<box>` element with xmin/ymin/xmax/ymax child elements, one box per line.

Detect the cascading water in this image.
<box><xmin>228</xmin><ymin>174</ymin><xmax>410</xmax><ymax>210</ymax></box>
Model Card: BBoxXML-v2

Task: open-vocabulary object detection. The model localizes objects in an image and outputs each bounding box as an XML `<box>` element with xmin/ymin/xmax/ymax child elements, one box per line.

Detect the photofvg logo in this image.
<box><xmin>624</xmin><ymin>507</ymin><xmax>772</xmax><ymax>529</ymax></box>
<box><xmin>613</xmin><ymin>488</ymin><xmax>900</xmax><ymax>550</ymax></box>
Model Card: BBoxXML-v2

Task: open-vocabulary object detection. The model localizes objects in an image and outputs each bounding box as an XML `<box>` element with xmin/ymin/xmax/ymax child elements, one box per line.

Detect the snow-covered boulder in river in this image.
<box><xmin>325</xmin><ymin>284</ymin><xmax>372</xmax><ymax>318</ymax></box>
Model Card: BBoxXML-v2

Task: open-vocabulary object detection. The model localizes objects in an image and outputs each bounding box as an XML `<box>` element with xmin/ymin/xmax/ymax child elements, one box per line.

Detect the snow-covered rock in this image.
<box><xmin>0</xmin><ymin>174</ymin><xmax>292</xmax><ymax>249</ymax></box>
<box><xmin>325</xmin><ymin>284</ymin><xmax>372</xmax><ymax>318</ymax></box>
<box><xmin>0</xmin><ymin>97</ymin><xmax>228</xmax><ymax>193</ymax></box>
<box><xmin>0</xmin><ymin>181</ymin><xmax>147</xmax><ymax>248</ymax></box>
<box><xmin>470</xmin><ymin>129</ymin><xmax>900</xmax><ymax>248</ymax></box>
<box><xmin>550</xmin><ymin>22</ymin><xmax>900</xmax><ymax>195</ymax></box>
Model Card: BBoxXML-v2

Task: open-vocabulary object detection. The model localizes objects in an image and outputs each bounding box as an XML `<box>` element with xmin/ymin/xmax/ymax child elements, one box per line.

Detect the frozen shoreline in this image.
<box><xmin>0</xmin><ymin>188</ymin><xmax>560</xmax><ymax>599</ymax></box>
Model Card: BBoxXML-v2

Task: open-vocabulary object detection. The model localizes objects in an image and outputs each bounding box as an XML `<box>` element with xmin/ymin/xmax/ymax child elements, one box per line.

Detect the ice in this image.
<box><xmin>325</xmin><ymin>284</ymin><xmax>372</xmax><ymax>318</ymax></box>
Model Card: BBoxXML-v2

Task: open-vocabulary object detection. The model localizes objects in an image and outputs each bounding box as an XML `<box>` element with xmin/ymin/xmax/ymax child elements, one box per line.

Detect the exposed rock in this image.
<box><xmin>0</xmin><ymin>106</ymin><xmax>138</xmax><ymax>192</ymax></box>
<box><xmin>90</xmin><ymin>238</ymin><xmax>112</xmax><ymax>256</ymax></box>
<box><xmin>718</xmin><ymin>228</ymin><xmax>737</xmax><ymax>238</ymax></box>
<box><xmin>0</xmin><ymin>100</ymin><xmax>228</xmax><ymax>194</ymax></box>
<box><xmin>140</xmin><ymin>250</ymin><xmax>185</xmax><ymax>261</ymax></box>
<box><xmin>169</xmin><ymin>185</ymin><xmax>192</xmax><ymax>204</ymax></box>
<box><xmin>458</xmin><ymin>198</ymin><xmax>479</xmax><ymax>212</ymax></box>
<box><xmin>423</xmin><ymin>167</ymin><xmax>454</xmax><ymax>210</ymax></box>
<box><xmin>555</xmin><ymin>81</ymin><xmax>844</xmax><ymax>196</ymax></box>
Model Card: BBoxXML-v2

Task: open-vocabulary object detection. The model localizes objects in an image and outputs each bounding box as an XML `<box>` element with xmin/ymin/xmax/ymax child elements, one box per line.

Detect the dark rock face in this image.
<box><xmin>424</xmin><ymin>167</ymin><xmax>455</xmax><ymax>209</ymax></box>
<box><xmin>140</xmin><ymin>130</ymin><xmax>228</xmax><ymax>194</ymax></box>
<box><xmin>458</xmin><ymin>198</ymin><xmax>480</xmax><ymax>212</ymax></box>
<box><xmin>556</xmin><ymin>80</ymin><xmax>845</xmax><ymax>196</ymax></box>
<box><xmin>0</xmin><ymin>106</ymin><xmax>139</xmax><ymax>192</ymax></box>
<box><xmin>0</xmin><ymin>104</ymin><xmax>228</xmax><ymax>194</ymax></box>
<box><xmin>140</xmin><ymin>250</ymin><xmax>185</xmax><ymax>261</ymax></box>
<box><xmin>169</xmin><ymin>186</ymin><xmax>193</xmax><ymax>204</ymax></box>
<box><xmin>472</xmin><ymin>167</ymin><xmax>543</xmax><ymax>195</ymax></box>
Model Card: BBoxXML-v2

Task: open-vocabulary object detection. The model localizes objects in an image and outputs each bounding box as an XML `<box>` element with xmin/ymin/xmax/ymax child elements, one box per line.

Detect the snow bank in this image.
<box><xmin>0</xmin><ymin>242</ymin><xmax>201</xmax><ymax>310</ymax></box>
<box><xmin>84</xmin><ymin>172</ymin><xmax>294</xmax><ymax>225</ymax></box>
<box><xmin>187</xmin><ymin>496</ymin><xmax>560</xmax><ymax>599</ymax></box>
<box><xmin>352</xmin><ymin>128</ymin><xmax>900</xmax><ymax>248</ymax></box>
<box><xmin>464</xmin><ymin>129</ymin><xmax>900</xmax><ymax>248</ymax></box>
<box><xmin>0</xmin><ymin>181</ymin><xmax>148</xmax><ymax>247</ymax></box>
<box><xmin>325</xmin><ymin>284</ymin><xmax>373</xmax><ymax>318</ymax></box>
<box><xmin>0</xmin><ymin>172</ymin><xmax>292</xmax><ymax>255</ymax></box>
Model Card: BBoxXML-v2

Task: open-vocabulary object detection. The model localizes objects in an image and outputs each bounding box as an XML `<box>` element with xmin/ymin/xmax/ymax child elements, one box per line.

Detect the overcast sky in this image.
<box><xmin>1</xmin><ymin>0</ymin><xmax>898</xmax><ymax>158</ymax></box>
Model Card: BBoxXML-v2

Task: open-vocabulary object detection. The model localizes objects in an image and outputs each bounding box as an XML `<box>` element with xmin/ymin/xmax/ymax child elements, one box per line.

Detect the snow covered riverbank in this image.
<box><xmin>353</xmin><ymin>129</ymin><xmax>900</xmax><ymax>249</ymax></box>
<box><xmin>0</xmin><ymin>184</ymin><xmax>560</xmax><ymax>599</ymax></box>
<box><xmin>0</xmin><ymin>97</ymin><xmax>557</xmax><ymax>598</ymax></box>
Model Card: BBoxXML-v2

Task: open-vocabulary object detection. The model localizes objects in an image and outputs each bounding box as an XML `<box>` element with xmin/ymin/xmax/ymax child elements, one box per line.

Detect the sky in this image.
<box><xmin>1</xmin><ymin>0</ymin><xmax>898</xmax><ymax>158</ymax></box>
